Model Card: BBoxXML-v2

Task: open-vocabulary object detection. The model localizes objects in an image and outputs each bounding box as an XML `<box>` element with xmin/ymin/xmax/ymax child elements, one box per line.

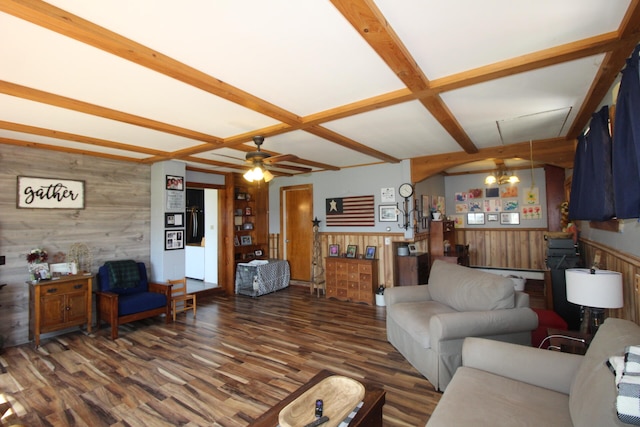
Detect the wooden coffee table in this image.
<box><xmin>250</xmin><ymin>370</ymin><xmax>385</xmax><ymax>427</ymax></box>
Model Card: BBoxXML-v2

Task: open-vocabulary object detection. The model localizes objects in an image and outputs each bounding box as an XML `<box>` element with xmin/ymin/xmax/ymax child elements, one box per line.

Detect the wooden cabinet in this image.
<box><xmin>325</xmin><ymin>257</ymin><xmax>378</xmax><ymax>305</ymax></box>
<box><xmin>234</xmin><ymin>176</ymin><xmax>268</xmax><ymax>263</ymax></box>
<box><xmin>396</xmin><ymin>252</ymin><xmax>430</xmax><ymax>286</ymax></box>
<box><xmin>429</xmin><ymin>220</ymin><xmax>455</xmax><ymax>257</ymax></box>
<box><xmin>29</xmin><ymin>275</ymin><xmax>92</xmax><ymax>347</ymax></box>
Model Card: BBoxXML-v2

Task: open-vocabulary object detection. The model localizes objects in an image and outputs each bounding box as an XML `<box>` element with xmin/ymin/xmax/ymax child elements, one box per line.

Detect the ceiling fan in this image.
<box><xmin>244</xmin><ymin>136</ymin><xmax>274</xmax><ymax>182</ymax></box>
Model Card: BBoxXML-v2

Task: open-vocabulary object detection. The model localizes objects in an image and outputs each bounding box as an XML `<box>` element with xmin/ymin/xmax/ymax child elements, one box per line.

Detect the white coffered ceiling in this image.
<box><xmin>1</xmin><ymin>0</ymin><xmax>638</xmax><ymax>180</ymax></box>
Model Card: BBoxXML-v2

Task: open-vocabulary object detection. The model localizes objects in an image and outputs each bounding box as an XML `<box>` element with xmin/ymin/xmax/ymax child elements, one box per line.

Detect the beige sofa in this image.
<box><xmin>385</xmin><ymin>260</ymin><xmax>538</xmax><ymax>391</ymax></box>
<box><xmin>427</xmin><ymin>317</ymin><xmax>639</xmax><ymax>426</ymax></box>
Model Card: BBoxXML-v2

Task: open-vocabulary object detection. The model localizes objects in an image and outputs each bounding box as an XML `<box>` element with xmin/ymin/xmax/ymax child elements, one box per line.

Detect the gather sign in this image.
<box><xmin>17</xmin><ymin>176</ymin><xmax>85</xmax><ymax>209</ymax></box>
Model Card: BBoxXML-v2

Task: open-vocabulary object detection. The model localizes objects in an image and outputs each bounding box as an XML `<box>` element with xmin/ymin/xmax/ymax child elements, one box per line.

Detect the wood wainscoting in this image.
<box><xmin>454</xmin><ymin>228</ymin><xmax>548</xmax><ymax>270</ymax></box>
<box><xmin>580</xmin><ymin>238</ymin><xmax>640</xmax><ymax>324</ymax></box>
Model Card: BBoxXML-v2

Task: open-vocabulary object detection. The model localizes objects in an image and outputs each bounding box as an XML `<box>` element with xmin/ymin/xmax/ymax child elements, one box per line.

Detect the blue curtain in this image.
<box><xmin>569</xmin><ymin>106</ymin><xmax>615</xmax><ymax>221</ymax></box>
<box><xmin>612</xmin><ymin>45</ymin><xmax>640</xmax><ymax>219</ymax></box>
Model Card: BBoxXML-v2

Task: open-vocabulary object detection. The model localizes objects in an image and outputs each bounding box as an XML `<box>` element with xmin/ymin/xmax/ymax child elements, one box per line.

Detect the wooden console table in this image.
<box><xmin>249</xmin><ymin>369</ymin><xmax>385</xmax><ymax>427</ymax></box>
<box><xmin>29</xmin><ymin>274</ymin><xmax>93</xmax><ymax>347</ymax></box>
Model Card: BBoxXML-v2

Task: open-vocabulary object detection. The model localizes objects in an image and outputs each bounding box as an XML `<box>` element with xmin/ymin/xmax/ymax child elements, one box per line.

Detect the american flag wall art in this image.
<box><xmin>325</xmin><ymin>195</ymin><xmax>375</xmax><ymax>227</ymax></box>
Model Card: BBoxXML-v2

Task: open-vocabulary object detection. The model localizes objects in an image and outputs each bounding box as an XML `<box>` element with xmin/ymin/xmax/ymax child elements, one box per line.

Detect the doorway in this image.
<box><xmin>185</xmin><ymin>188</ymin><xmax>219</xmax><ymax>292</ymax></box>
<box><xmin>281</xmin><ymin>184</ymin><xmax>313</xmax><ymax>281</ymax></box>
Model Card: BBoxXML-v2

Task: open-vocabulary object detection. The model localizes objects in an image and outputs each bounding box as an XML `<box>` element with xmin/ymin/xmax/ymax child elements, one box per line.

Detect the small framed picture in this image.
<box><xmin>166</xmin><ymin>175</ymin><xmax>184</xmax><ymax>191</ymax></box>
<box><xmin>254</xmin><ymin>249</ymin><xmax>263</xmax><ymax>257</ymax></box>
<box><xmin>346</xmin><ymin>245</ymin><xmax>357</xmax><ymax>258</ymax></box>
<box><xmin>407</xmin><ymin>244</ymin><xmax>417</xmax><ymax>255</ymax></box>
<box><xmin>236</xmin><ymin>192</ymin><xmax>246</xmax><ymax>200</ymax></box>
<box><xmin>243</xmin><ymin>222</ymin><xmax>254</xmax><ymax>230</ymax></box>
<box><xmin>501</xmin><ymin>212</ymin><xmax>520</xmax><ymax>225</ymax></box>
<box><xmin>365</xmin><ymin>246</ymin><xmax>376</xmax><ymax>259</ymax></box>
<box><xmin>487</xmin><ymin>213</ymin><xmax>499</xmax><ymax>222</ymax></box>
<box><xmin>165</xmin><ymin>229</ymin><xmax>184</xmax><ymax>250</ymax></box>
<box><xmin>467</xmin><ymin>212</ymin><xmax>485</xmax><ymax>225</ymax></box>
<box><xmin>165</xmin><ymin>212</ymin><xmax>184</xmax><ymax>228</ymax></box>
<box><xmin>379</xmin><ymin>205</ymin><xmax>398</xmax><ymax>222</ymax></box>
<box><xmin>328</xmin><ymin>244</ymin><xmax>340</xmax><ymax>257</ymax></box>
<box><xmin>240</xmin><ymin>235</ymin><xmax>252</xmax><ymax>246</ymax></box>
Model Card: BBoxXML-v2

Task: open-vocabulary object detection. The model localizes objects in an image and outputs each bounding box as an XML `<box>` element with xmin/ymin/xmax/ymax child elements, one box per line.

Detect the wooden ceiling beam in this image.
<box><xmin>410</xmin><ymin>137</ymin><xmax>576</xmax><ymax>182</ymax></box>
<box><xmin>0</xmin><ymin>81</ymin><xmax>224</xmax><ymax>145</ymax></box>
<box><xmin>0</xmin><ymin>136</ymin><xmax>147</xmax><ymax>163</ymax></box>
<box><xmin>330</xmin><ymin>0</ymin><xmax>478</xmax><ymax>154</ymax></box>
<box><xmin>0</xmin><ymin>120</ymin><xmax>166</xmax><ymax>156</ymax></box>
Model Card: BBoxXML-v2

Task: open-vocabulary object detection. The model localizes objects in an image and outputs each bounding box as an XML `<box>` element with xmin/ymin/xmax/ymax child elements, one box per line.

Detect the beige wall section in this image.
<box><xmin>0</xmin><ymin>145</ymin><xmax>151</xmax><ymax>346</ymax></box>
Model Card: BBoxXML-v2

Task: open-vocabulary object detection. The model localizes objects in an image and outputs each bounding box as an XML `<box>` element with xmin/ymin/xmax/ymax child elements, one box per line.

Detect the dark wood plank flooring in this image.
<box><xmin>0</xmin><ymin>285</ymin><xmax>439</xmax><ymax>426</ymax></box>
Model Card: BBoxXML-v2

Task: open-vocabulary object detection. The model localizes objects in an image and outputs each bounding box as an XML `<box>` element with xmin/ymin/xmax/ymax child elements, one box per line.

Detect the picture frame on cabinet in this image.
<box><xmin>240</xmin><ymin>235</ymin><xmax>252</xmax><ymax>246</ymax></box>
<box><xmin>346</xmin><ymin>245</ymin><xmax>357</xmax><ymax>258</ymax></box>
<box><xmin>254</xmin><ymin>249</ymin><xmax>263</xmax><ymax>257</ymax></box>
<box><xmin>365</xmin><ymin>246</ymin><xmax>376</xmax><ymax>259</ymax></box>
<box><xmin>243</xmin><ymin>222</ymin><xmax>254</xmax><ymax>230</ymax></box>
<box><xmin>328</xmin><ymin>244</ymin><xmax>339</xmax><ymax>257</ymax></box>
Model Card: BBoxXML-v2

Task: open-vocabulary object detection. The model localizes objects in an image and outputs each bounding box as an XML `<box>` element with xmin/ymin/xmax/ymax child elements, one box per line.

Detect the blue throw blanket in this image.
<box><xmin>105</xmin><ymin>260</ymin><xmax>140</xmax><ymax>289</ymax></box>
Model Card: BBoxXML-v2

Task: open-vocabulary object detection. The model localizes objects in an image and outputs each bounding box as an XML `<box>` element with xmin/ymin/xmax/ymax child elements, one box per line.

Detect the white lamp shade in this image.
<box><xmin>565</xmin><ymin>269</ymin><xmax>623</xmax><ymax>309</ymax></box>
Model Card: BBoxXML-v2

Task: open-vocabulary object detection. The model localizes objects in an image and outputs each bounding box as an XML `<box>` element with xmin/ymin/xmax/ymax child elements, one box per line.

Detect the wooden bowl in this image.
<box><xmin>278</xmin><ymin>375</ymin><xmax>365</xmax><ymax>427</ymax></box>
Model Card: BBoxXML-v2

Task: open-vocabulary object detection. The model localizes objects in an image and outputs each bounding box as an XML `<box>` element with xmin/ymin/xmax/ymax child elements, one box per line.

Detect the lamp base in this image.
<box><xmin>587</xmin><ymin>307</ymin><xmax>605</xmax><ymax>335</ymax></box>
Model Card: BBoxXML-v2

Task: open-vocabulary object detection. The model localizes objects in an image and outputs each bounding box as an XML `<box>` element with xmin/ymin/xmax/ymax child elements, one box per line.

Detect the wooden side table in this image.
<box><xmin>546</xmin><ymin>328</ymin><xmax>592</xmax><ymax>355</ymax></box>
<box><xmin>249</xmin><ymin>370</ymin><xmax>385</xmax><ymax>427</ymax></box>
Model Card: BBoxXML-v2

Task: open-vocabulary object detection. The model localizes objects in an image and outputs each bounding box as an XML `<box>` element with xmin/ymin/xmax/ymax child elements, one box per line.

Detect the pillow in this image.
<box><xmin>428</xmin><ymin>260</ymin><xmax>515</xmax><ymax>311</ymax></box>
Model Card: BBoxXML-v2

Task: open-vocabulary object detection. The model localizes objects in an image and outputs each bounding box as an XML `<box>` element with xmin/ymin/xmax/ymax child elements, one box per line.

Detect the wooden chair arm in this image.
<box><xmin>148</xmin><ymin>282</ymin><xmax>172</xmax><ymax>296</ymax></box>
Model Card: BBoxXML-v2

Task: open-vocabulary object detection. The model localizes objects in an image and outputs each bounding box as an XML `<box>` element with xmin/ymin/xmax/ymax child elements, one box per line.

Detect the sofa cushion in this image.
<box><xmin>428</xmin><ymin>260</ymin><xmax>515</xmax><ymax>312</ymax></box>
<box><xmin>98</xmin><ymin>262</ymin><xmax>149</xmax><ymax>295</ymax></box>
<box><xmin>569</xmin><ymin>318</ymin><xmax>640</xmax><ymax>427</ymax></box>
<box><xmin>118</xmin><ymin>291</ymin><xmax>167</xmax><ymax>316</ymax></box>
<box><xmin>387</xmin><ymin>300</ymin><xmax>456</xmax><ymax>349</ymax></box>
<box><xmin>427</xmin><ymin>366</ymin><xmax>572</xmax><ymax>426</ymax></box>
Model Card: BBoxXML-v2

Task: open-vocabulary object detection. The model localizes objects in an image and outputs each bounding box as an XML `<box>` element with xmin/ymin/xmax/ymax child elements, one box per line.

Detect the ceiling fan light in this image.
<box><xmin>252</xmin><ymin>165</ymin><xmax>264</xmax><ymax>181</ymax></box>
<box><xmin>243</xmin><ymin>169</ymin><xmax>255</xmax><ymax>182</ymax></box>
<box><xmin>263</xmin><ymin>169</ymin><xmax>274</xmax><ymax>182</ymax></box>
<box><xmin>508</xmin><ymin>174</ymin><xmax>520</xmax><ymax>184</ymax></box>
<box><xmin>485</xmin><ymin>174</ymin><xmax>497</xmax><ymax>185</ymax></box>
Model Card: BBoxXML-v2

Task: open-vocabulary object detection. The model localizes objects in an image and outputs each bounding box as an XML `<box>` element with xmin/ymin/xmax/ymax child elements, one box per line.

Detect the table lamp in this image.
<box><xmin>565</xmin><ymin>268</ymin><xmax>623</xmax><ymax>334</ymax></box>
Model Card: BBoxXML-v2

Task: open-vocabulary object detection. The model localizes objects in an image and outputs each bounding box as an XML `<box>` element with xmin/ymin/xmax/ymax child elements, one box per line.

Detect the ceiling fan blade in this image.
<box><xmin>264</xmin><ymin>153</ymin><xmax>298</xmax><ymax>163</ymax></box>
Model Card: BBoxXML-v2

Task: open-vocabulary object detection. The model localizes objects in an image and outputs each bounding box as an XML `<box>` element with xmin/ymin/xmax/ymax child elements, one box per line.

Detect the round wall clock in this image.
<box><xmin>399</xmin><ymin>183</ymin><xmax>414</xmax><ymax>198</ymax></box>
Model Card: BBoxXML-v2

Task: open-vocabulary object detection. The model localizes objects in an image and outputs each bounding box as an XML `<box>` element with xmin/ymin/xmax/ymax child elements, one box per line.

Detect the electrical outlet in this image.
<box><xmin>385</xmin><ymin>237</ymin><xmax>391</xmax><ymax>245</ymax></box>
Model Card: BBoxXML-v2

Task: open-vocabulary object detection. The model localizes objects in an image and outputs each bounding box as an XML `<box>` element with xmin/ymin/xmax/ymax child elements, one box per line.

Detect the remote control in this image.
<box><xmin>303</xmin><ymin>415</ymin><xmax>329</xmax><ymax>427</ymax></box>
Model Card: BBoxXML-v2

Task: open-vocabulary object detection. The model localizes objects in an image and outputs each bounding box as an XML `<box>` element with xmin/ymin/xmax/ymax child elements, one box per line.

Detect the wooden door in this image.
<box><xmin>281</xmin><ymin>184</ymin><xmax>313</xmax><ymax>281</ymax></box>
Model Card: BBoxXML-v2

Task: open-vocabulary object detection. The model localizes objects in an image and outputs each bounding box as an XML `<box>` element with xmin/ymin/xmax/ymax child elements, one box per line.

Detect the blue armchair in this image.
<box><xmin>95</xmin><ymin>261</ymin><xmax>172</xmax><ymax>339</ymax></box>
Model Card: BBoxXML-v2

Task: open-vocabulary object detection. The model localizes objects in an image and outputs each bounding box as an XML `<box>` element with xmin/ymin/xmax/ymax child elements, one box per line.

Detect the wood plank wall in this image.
<box><xmin>580</xmin><ymin>238</ymin><xmax>640</xmax><ymax>324</ymax></box>
<box><xmin>0</xmin><ymin>145</ymin><xmax>151</xmax><ymax>346</ymax></box>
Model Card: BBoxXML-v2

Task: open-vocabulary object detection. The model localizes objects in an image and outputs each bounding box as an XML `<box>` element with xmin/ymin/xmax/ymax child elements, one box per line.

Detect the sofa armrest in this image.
<box><xmin>462</xmin><ymin>337</ymin><xmax>583</xmax><ymax>394</ymax></box>
<box><xmin>384</xmin><ymin>285</ymin><xmax>432</xmax><ymax>306</ymax></box>
<box><xmin>430</xmin><ymin>307</ymin><xmax>538</xmax><ymax>342</ymax></box>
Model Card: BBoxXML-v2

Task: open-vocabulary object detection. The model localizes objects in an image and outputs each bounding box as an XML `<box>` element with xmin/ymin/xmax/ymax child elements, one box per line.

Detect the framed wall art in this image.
<box><xmin>165</xmin><ymin>230</ymin><xmax>184</xmax><ymax>250</ymax></box>
<box><xmin>379</xmin><ymin>205</ymin><xmax>398</xmax><ymax>222</ymax></box>
<box><xmin>166</xmin><ymin>175</ymin><xmax>184</xmax><ymax>191</ymax></box>
<box><xmin>500</xmin><ymin>212</ymin><xmax>520</xmax><ymax>225</ymax></box>
<box><xmin>165</xmin><ymin>212</ymin><xmax>184</xmax><ymax>228</ymax></box>
<box><xmin>240</xmin><ymin>235</ymin><xmax>252</xmax><ymax>246</ymax></box>
<box><xmin>17</xmin><ymin>176</ymin><xmax>85</xmax><ymax>209</ymax></box>
<box><xmin>467</xmin><ymin>212</ymin><xmax>485</xmax><ymax>225</ymax></box>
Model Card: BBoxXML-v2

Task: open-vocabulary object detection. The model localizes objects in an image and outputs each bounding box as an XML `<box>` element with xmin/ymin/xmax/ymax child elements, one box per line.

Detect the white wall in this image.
<box><xmin>268</xmin><ymin>161</ymin><xmax>412</xmax><ymax>235</ymax></box>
